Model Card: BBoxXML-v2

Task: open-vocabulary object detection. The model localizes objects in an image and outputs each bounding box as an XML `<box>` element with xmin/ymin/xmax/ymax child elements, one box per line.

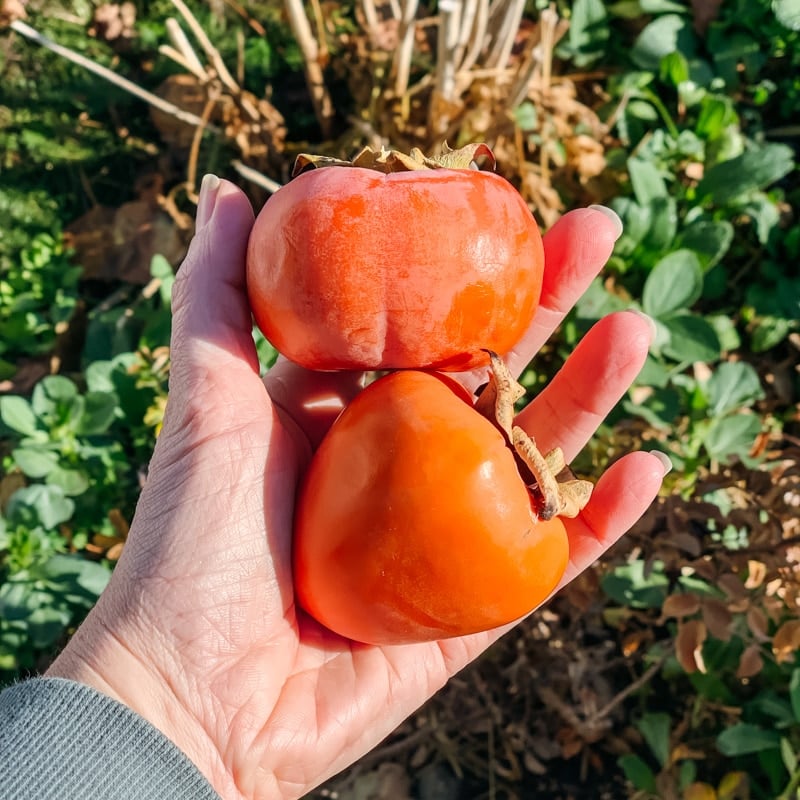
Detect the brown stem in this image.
<box><xmin>475</xmin><ymin>352</ymin><xmax>593</xmax><ymax>520</ymax></box>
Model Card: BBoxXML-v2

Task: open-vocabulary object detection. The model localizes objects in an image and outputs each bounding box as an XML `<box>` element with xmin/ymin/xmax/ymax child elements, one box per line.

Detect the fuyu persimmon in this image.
<box><xmin>293</xmin><ymin>355</ymin><xmax>592</xmax><ymax>645</ymax></box>
<box><xmin>246</xmin><ymin>144</ymin><xmax>544</xmax><ymax>372</ymax></box>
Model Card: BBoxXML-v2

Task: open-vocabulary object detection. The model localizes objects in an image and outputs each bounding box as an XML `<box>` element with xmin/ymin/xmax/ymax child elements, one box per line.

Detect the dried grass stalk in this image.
<box><xmin>284</xmin><ymin>0</ymin><xmax>335</xmax><ymax>137</ymax></box>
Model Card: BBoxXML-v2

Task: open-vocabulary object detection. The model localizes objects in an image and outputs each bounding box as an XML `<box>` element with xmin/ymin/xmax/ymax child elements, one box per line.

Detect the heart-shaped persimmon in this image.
<box><xmin>293</xmin><ymin>357</ymin><xmax>591</xmax><ymax>645</ymax></box>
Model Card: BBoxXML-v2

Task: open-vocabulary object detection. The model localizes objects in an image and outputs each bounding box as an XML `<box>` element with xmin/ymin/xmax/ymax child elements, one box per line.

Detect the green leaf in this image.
<box><xmin>750</xmin><ymin>691</ymin><xmax>797</xmax><ymax>725</ymax></box>
<box><xmin>575</xmin><ymin>278</ymin><xmax>629</xmax><ymax>323</ymax></box>
<box><xmin>85</xmin><ymin>354</ymin><xmax>138</xmax><ymax>394</ymax></box>
<box><xmin>77</xmin><ymin>391</ymin><xmax>119</xmax><ymax>436</ymax></box>
<box><xmin>609</xmin><ymin>0</ymin><xmax>688</xmax><ymax>17</ymax></box>
<box><xmin>30</xmin><ymin>379</ymin><xmax>58</xmax><ymax>418</ymax></box>
<box><xmin>675</xmin><ymin>220</ymin><xmax>734</xmax><ymax>270</ymax></box>
<box><xmin>637</xmin><ymin>712</ymin><xmax>671</xmax><ymax>767</ymax></box>
<box><xmin>44</xmin><ymin>554</ymin><xmax>111</xmax><ymax>597</ymax></box>
<box><xmin>773</xmin><ymin>0</ymin><xmax>800</xmax><ymax>30</ymax></box>
<box><xmin>627</xmin><ymin>99</ymin><xmax>659</xmax><ymax>121</ymax></box>
<box><xmin>38</xmin><ymin>375</ymin><xmax>78</xmax><ymax>405</ymax></box>
<box><xmin>0</xmin><ymin>395</ymin><xmax>39</xmax><ymax>436</ymax></box>
<box><xmin>695</xmin><ymin>95</ymin><xmax>737</xmax><ymax>140</ymax></box>
<box><xmin>0</xmin><ymin>582</ymin><xmax>35</xmax><ymax>621</ymax></box>
<box><xmin>253</xmin><ymin>329</ymin><xmax>279</xmax><ymax>373</ymax></box>
<box><xmin>707</xmin><ymin>314</ymin><xmax>741</xmax><ymax>352</ymax></box>
<box><xmin>696</xmin><ymin>144</ymin><xmax>795</xmax><ymax>206</ymax></box>
<box><xmin>709</xmin><ymin>29</ymin><xmax>765</xmax><ymax>85</ymax></box>
<box><xmin>706</xmin><ymin>362</ymin><xmax>765</xmax><ymax>416</ymax></box>
<box><xmin>643</xmin><ymin>196</ymin><xmax>678</xmax><ymax>251</ymax></box>
<box><xmin>513</xmin><ymin>101</ymin><xmax>538</xmax><ymax>130</ymax></box>
<box><xmin>602</xmin><ymin>560</ymin><xmax>669</xmax><ymax>609</ymax></box>
<box><xmin>717</xmin><ymin>723</ymin><xmax>780</xmax><ymax>756</ymax></box>
<box><xmin>751</xmin><ymin>316</ymin><xmax>793</xmax><ymax>352</ymax></box>
<box><xmin>628</xmin><ymin>157</ymin><xmax>668</xmax><ymax>204</ymax></box>
<box><xmin>618</xmin><ymin>754</ymin><xmax>657</xmax><ymax>792</ymax></box>
<box><xmin>641</xmin><ymin>0</ymin><xmax>689</xmax><ymax>11</ymax></box>
<box><xmin>742</xmin><ymin>193</ymin><xmax>783</xmax><ymax>245</ymax></box>
<box><xmin>27</xmin><ymin>606</ymin><xmax>72</xmax><ymax>649</ymax></box>
<box><xmin>624</xmin><ymin>387</ymin><xmax>681</xmax><ymax>429</ymax></box>
<box><xmin>150</xmin><ymin>254</ymin><xmax>175</xmax><ymax>307</ymax></box>
<box><xmin>10</xmin><ymin>447</ymin><xmax>59</xmax><ymax>478</ymax></box>
<box><xmin>781</xmin><ymin>737</ymin><xmax>798</xmax><ymax>774</ymax></box>
<box><xmin>6</xmin><ymin>484</ymin><xmax>74</xmax><ymax>529</ymax></box>
<box><xmin>0</xmin><ymin>357</ymin><xmax>16</xmax><ymax>380</ymax></box>
<box><xmin>660</xmin><ymin>51</ymin><xmax>689</xmax><ymax>86</ymax></box>
<box><xmin>678</xmin><ymin>760</ymin><xmax>697</xmax><ymax>790</ymax></box>
<box><xmin>662</xmin><ymin>314</ymin><xmax>721</xmax><ymax>363</ymax></box>
<box><xmin>635</xmin><ymin>353</ymin><xmax>672</xmax><ymax>389</ymax></box>
<box><xmin>631</xmin><ymin>14</ymin><xmax>695</xmax><ymax>71</ymax></box>
<box><xmin>567</xmin><ymin>0</ymin><xmax>609</xmax><ymax>66</ymax></box>
<box><xmin>643</xmin><ymin>250</ymin><xmax>703</xmax><ymax>317</ymax></box>
<box><xmin>84</xmin><ymin>360</ymin><xmax>116</xmax><ymax>394</ymax></box>
<box><xmin>46</xmin><ymin>466</ymin><xmax>90</xmax><ymax>497</ymax></box>
<box><xmin>608</xmin><ymin>0</ymin><xmax>641</xmax><ymax>18</ymax></box>
<box><xmin>703</xmin><ymin>414</ymin><xmax>761</xmax><ymax>462</ymax></box>
<box><xmin>611</xmin><ymin>198</ymin><xmax>652</xmax><ymax>255</ymax></box>
<box><xmin>790</xmin><ymin>668</ymin><xmax>800</xmax><ymax>723</ymax></box>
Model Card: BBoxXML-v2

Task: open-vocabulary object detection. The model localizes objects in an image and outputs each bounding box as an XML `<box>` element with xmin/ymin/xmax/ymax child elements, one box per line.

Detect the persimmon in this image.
<box><xmin>246</xmin><ymin>144</ymin><xmax>544</xmax><ymax>372</ymax></box>
<box><xmin>293</xmin><ymin>354</ymin><xmax>592</xmax><ymax>645</ymax></box>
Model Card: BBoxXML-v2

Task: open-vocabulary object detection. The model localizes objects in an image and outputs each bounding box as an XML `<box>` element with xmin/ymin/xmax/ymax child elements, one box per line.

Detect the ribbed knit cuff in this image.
<box><xmin>0</xmin><ymin>677</ymin><xmax>222</xmax><ymax>800</ymax></box>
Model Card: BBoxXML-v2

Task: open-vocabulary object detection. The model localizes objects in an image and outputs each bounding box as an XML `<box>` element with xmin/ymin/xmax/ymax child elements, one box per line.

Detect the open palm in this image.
<box><xmin>48</xmin><ymin>179</ymin><xmax>665</xmax><ymax>800</ymax></box>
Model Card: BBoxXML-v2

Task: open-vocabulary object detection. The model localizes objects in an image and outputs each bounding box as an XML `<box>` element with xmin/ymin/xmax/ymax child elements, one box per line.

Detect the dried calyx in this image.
<box><xmin>475</xmin><ymin>351</ymin><xmax>593</xmax><ymax>521</ymax></box>
<box><xmin>292</xmin><ymin>142</ymin><xmax>496</xmax><ymax>177</ymax></box>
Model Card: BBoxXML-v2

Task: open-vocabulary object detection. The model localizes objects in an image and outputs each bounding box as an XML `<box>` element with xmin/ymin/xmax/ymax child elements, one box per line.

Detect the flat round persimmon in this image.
<box><xmin>246</xmin><ymin>145</ymin><xmax>544</xmax><ymax>372</ymax></box>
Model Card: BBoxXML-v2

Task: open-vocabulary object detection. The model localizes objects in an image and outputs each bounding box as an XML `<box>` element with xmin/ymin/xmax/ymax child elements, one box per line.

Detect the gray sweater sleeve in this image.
<box><xmin>0</xmin><ymin>677</ymin><xmax>222</xmax><ymax>800</ymax></box>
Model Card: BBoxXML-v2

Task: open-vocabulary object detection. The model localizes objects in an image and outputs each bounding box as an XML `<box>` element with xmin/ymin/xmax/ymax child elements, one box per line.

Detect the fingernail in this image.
<box><xmin>649</xmin><ymin>450</ymin><xmax>673</xmax><ymax>475</ymax></box>
<box><xmin>627</xmin><ymin>308</ymin><xmax>658</xmax><ymax>344</ymax></box>
<box><xmin>589</xmin><ymin>204</ymin><xmax>623</xmax><ymax>241</ymax></box>
<box><xmin>196</xmin><ymin>174</ymin><xmax>221</xmax><ymax>230</ymax></box>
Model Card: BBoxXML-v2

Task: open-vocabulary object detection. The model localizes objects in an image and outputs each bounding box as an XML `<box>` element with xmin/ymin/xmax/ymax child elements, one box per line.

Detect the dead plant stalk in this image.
<box><xmin>284</xmin><ymin>0</ymin><xmax>334</xmax><ymax>138</ymax></box>
<box><xmin>9</xmin><ymin>19</ymin><xmax>218</xmax><ymax>132</ymax></box>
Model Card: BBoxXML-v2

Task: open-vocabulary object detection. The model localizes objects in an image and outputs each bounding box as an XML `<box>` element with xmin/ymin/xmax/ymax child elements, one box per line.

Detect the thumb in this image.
<box><xmin>118</xmin><ymin>176</ymin><xmax>284</xmax><ymax>578</ymax></box>
<box><xmin>161</xmin><ymin>176</ymin><xmax>266</xmax><ymax>439</ymax></box>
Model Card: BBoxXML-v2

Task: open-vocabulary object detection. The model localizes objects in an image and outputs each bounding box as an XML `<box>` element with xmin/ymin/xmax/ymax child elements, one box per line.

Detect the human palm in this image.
<box><xmin>48</xmin><ymin>179</ymin><xmax>666</xmax><ymax>800</ymax></box>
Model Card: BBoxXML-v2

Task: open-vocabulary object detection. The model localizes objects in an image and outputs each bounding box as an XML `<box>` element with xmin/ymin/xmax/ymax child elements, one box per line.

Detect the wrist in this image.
<box><xmin>46</xmin><ymin>598</ymin><xmax>243</xmax><ymax>800</ymax></box>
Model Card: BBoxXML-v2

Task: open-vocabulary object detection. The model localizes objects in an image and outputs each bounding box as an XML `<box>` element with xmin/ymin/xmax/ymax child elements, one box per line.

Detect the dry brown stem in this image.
<box><xmin>475</xmin><ymin>352</ymin><xmax>593</xmax><ymax>520</ymax></box>
<box><xmin>9</xmin><ymin>19</ymin><xmax>218</xmax><ymax>132</ymax></box>
<box><xmin>284</xmin><ymin>0</ymin><xmax>335</xmax><ymax>137</ymax></box>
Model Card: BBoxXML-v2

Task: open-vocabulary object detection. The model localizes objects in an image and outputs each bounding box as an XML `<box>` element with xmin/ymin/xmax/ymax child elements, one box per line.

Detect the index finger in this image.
<box><xmin>504</xmin><ymin>205</ymin><xmax>622</xmax><ymax>378</ymax></box>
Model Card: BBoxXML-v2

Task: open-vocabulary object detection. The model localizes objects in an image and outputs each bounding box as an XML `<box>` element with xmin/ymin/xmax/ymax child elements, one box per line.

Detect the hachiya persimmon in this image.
<box><xmin>293</xmin><ymin>354</ymin><xmax>593</xmax><ymax>645</ymax></box>
<box><xmin>246</xmin><ymin>144</ymin><xmax>544</xmax><ymax>372</ymax></box>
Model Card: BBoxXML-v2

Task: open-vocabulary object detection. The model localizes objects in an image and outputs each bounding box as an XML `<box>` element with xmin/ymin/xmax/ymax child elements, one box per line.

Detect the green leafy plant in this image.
<box><xmin>0</xmin><ymin>484</ymin><xmax>111</xmax><ymax>678</ymax></box>
<box><xmin>0</xmin><ymin>374</ymin><xmax>124</xmax><ymax>507</ymax></box>
<box><xmin>0</xmin><ymin>228</ymin><xmax>80</xmax><ymax>378</ymax></box>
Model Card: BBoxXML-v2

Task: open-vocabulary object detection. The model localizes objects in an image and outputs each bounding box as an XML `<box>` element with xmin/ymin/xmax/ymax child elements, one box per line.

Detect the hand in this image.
<box><xmin>47</xmin><ymin>178</ymin><xmax>667</xmax><ymax>799</ymax></box>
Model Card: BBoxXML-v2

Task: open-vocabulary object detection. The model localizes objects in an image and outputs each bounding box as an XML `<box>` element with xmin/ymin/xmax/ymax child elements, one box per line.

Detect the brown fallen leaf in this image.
<box><xmin>661</xmin><ymin>592</ymin><xmax>702</xmax><ymax>620</ymax></box>
<box><xmin>676</xmin><ymin>619</ymin><xmax>708</xmax><ymax>674</ymax></box>
<box><xmin>702</xmin><ymin>598</ymin><xmax>733</xmax><ymax>641</ymax></box>
<box><xmin>735</xmin><ymin>644</ymin><xmax>764</xmax><ymax>679</ymax></box>
<box><xmin>772</xmin><ymin>619</ymin><xmax>800</xmax><ymax>664</ymax></box>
